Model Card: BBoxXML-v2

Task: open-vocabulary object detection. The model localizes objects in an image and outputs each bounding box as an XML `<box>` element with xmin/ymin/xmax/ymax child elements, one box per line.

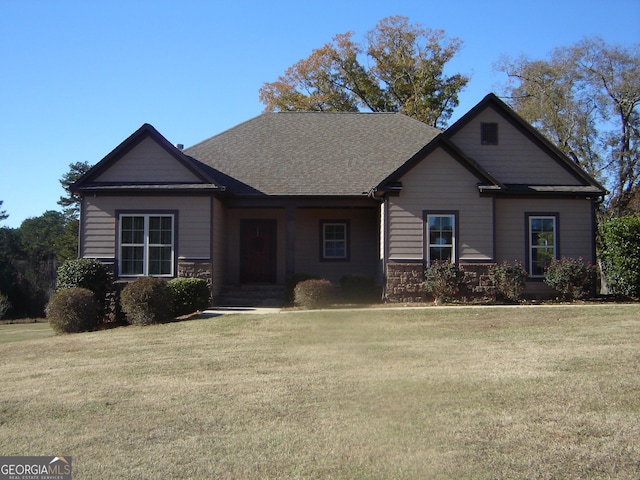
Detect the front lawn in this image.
<box><xmin>0</xmin><ymin>305</ymin><xmax>638</xmax><ymax>479</ymax></box>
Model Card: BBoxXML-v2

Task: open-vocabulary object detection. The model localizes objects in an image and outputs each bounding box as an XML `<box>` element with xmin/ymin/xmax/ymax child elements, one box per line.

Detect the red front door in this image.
<box><xmin>240</xmin><ymin>220</ymin><xmax>277</xmax><ymax>283</ymax></box>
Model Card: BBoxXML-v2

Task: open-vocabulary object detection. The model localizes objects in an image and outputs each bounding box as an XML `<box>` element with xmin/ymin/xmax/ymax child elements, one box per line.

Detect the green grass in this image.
<box><xmin>0</xmin><ymin>321</ymin><xmax>53</xmax><ymax>344</ymax></box>
<box><xmin>0</xmin><ymin>305</ymin><xmax>639</xmax><ymax>479</ymax></box>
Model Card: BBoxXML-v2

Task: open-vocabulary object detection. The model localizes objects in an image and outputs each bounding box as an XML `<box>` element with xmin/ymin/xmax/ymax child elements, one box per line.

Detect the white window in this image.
<box><xmin>321</xmin><ymin>221</ymin><xmax>349</xmax><ymax>260</ymax></box>
<box><xmin>427</xmin><ymin>214</ymin><xmax>455</xmax><ymax>263</ymax></box>
<box><xmin>119</xmin><ymin>214</ymin><xmax>174</xmax><ymax>276</ymax></box>
<box><xmin>529</xmin><ymin>215</ymin><xmax>557</xmax><ymax>277</ymax></box>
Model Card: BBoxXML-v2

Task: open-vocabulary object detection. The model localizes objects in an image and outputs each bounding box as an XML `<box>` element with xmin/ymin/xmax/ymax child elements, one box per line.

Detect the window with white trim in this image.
<box><xmin>321</xmin><ymin>221</ymin><xmax>349</xmax><ymax>261</ymax></box>
<box><xmin>119</xmin><ymin>214</ymin><xmax>174</xmax><ymax>276</ymax></box>
<box><xmin>529</xmin><ymin>215</ymin><xmax>557</xmax><ymax>277</ymax></box>
<box><xmin>427</xmin><ymin>214</ymin><xmax>455</xmax><ymax>263</ymax></box>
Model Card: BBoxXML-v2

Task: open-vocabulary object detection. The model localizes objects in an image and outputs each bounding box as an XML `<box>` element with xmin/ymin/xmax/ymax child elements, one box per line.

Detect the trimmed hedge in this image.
<box><xmin>120</xmin><ymin>277</ymin><xmax>173</xmax><ymax>326</ymax></box>
<box><xmin>294</xmin><ymin>279</ymin><xmax>335</xmax><ymax>309</ymax></box>
<box><xmin>340</xmin><ymin>274</ymin><xmax>378</xmax><ymax>304</ymax></box>
<box><xmin>56</xmin><ymin>258</ymin><xmax>111</xmax><ymax>316</ymax></box>
<box><xmin>46</xmin><ymin>287</ymin><xmax>99</xmax><ymax>333</ymax></box>
<box><xmin>286</xmin><ymin>273</ymin><xmax>322</xmax><ymax>304</ymax></box>
<box><xmin>600</xmin><ymin>215</ymin><xmax>640</xmax><ymax>298</ymax></box>
<box><xmin>169</xmin><ymin>277</ymin><xmax>210</xmax><ymax>316</ymax></box>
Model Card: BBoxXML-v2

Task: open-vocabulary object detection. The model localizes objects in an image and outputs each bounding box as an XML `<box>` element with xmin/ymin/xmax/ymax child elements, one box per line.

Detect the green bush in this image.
<box><xmin>600</xmin><ymin>215</ymin><xmax>640</xmax><ymax>298</ymax></box>
<box><xmin>286</xmin><ymin>273</ymin><xmax>322</xmax><ymax>304</ymax></box>
<box><xmin>0</xmin><ymin>292</ymin><xmax>10</xmax><ymax>319</ymax></box>
<box><xmin>424</xmin><ymin>261</ymin><xmax>463</xmax><ymax>304</ymax></box>
<box><xmin>120</xmin><ymin>277</ymin><xmax>173</xmax><ymax>325</ymax></box>
<box><xmin>488</xmin><ymin>261</ymin><xmax>528</xmax><ymax>303</ymax></box>
<box><xmin>544</xmin><ymin>257</ymin><xmax>596</xmax><ymax>301</ymax></box>
<box><xmin>46</xmin><ymin>287</ymin><xmax>99</xmax><ymax>333</ymax></box>
<box><xmin>56</xmin><ymin>258</ymin><xmax>111</xmax><ymax>316</ymax></box>
<box><xmin>340</xmin><ymin>274</ymin><xmax>378</xmax><ymax>304</ymax></box>
<box><xmin>294</xmin><ymin>279</ymin><xmax>336</xmax><ymax>309</ymax></box>
<box><xmin>168</xmin><ymin>277</ymin><xmax>210</xmax><ymax>316</ymax></box>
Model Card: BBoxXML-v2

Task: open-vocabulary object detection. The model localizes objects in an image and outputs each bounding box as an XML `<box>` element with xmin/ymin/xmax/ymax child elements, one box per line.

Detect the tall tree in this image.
<box><xmin>497</xmin><ymin>37</ymin><xmax>640</xmax><ymax>216</ymax></box>
<box><xmin>0</xmin><ymin>200</ymin><xmax>7</xmax><ymax>222</ymax></box>
<box><xmin>259</xmin><ymin>16</ymin><xmax>469</xmax><ymax>128</ymax></box>
<box><xmin>58</xmin><ymin>161</ymin><xmax>90</xmax><ymax>220</ymax></box>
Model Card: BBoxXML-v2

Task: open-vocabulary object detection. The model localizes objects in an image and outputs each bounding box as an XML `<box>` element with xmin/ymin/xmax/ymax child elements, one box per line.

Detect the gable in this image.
<box><xmin>94</xmin><ymin>136</ymin><xmax>202</xmax><ymax>183</ymax></box>
<box><xmin>448</xmin><ymin>105</ymin><xmax>581</xmax><ymax>185</ymax></box>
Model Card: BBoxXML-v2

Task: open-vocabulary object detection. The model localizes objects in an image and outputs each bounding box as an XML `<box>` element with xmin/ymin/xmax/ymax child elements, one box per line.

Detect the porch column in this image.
<box><xmin>285</xmin><ymin>205</ymin><xmax>295</xmax><ymax>281</ymax></box>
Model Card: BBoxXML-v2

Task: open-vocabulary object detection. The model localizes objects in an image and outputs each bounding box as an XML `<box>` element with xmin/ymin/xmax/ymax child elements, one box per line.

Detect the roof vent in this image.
<box><xmin>175</xmin><ymin>143</ymin><xmax>184</xmax><ymax>150</ymax></box>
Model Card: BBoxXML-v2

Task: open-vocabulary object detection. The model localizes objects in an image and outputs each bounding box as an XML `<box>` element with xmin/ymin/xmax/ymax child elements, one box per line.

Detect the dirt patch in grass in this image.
<box><xmin>0</xmin><ymin>305</ymin><xmax>638</xmax><ymax>479</ymax></box>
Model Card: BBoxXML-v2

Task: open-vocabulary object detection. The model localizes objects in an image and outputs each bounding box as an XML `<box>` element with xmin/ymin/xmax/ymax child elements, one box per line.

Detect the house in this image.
<box><xmin>71</xmin><ymin>94</ymin><xmax>606</xmax><ymax>303</ymax></box>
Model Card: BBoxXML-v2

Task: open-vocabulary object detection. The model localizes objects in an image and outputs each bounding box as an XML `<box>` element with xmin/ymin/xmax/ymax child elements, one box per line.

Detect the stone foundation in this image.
<box><xmin>384</xmin><ymin>263</ymin><xmax>428</xmax><ymax>303</ymax></box>
<box><xmin>385</xmin><ymin>262</ymin><xmax>496</xmax><ymax>303</ymax></box>
<box><xmin>177</xmin><ymin>260</ymin><xmax>213</xmax><ymax>285</ymax></box>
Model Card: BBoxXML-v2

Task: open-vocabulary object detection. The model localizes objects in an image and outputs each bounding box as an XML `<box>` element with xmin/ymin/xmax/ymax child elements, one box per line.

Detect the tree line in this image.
<box><xmin>0</xmin><ymin>162</ymin><xmax>88</xmax><ymax>318</ymax></box>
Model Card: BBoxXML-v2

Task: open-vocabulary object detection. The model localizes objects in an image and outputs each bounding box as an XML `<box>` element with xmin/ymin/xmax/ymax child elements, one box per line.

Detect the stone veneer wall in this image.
<box><xmin>177</xmin><ymin>260</ymin><xmax>213</xmax><ymax>285</ymax></box>
<box><xmin>385</xmin><ymin>262</ymin><xmax>496</xmax><ymax>303</ymax></box>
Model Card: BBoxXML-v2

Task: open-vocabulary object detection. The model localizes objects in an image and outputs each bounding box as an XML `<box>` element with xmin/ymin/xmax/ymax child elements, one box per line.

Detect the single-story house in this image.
<box><xmin>71</xmin><ymin>93</ymin><xmax>606</xmax><ymax>303</ymax></box>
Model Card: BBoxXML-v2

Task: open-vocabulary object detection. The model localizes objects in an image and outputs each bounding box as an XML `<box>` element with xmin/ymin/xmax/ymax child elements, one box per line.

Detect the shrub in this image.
<box><xmin>294</xmin><ymin>279</ymin><xmax>336</xmax><ymax>309</ymax></box>
<box><xmin>600</xmin><ymin>215</ymin><xmax>640</xmax><ymax>298</ymax></box>
<box><xmin>46</xmin><ymin>287</ymin><xmax>99</xmax><ymax>333</ymax></box>
<box><xmin>120</xmin><ymin>277</ymin><xmax>173</xmax><ymax>325</ymax></box>
<box><xmin>56</xmin><ymin>258</ymin><xmax>111</xmax><ymax>316</ymax></box>
<box><xmin>0</xmin><ymin>292</ymin><xmax>10</xmax><ymax>319</ymax></box>
<box><xmin>544</xmin><ymin>257</ymin><xmax>596</xmax><ymax>301</ymax></box>
<box><xmin>340</xmin><ymin>274</ymin><xmax>378</xmax><ymax>304</ymax></box>
<box><xmin>424</xmin><ymin>261</ymin><xmax>463</xmax><ymax>304</ymax></box>
<box><xmin>286</xmin><ymin>273</ymin><xmax>322</xmax><ymax>304</ymax></box>
<box><xmin>488</xmin><ymin>261</ymin><xmax>528</xmax><ymax>303</ymax></box>
<box><xmin>168</xmin><ymin>277</ymin><xmax>210</xmax><ymax>316</ymax></box>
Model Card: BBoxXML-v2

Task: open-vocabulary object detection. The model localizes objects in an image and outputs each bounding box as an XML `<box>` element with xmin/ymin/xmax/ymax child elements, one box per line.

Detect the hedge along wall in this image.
<box><xmin>385</xmin><ymin>262</ymin><xmax>495</xmax><ymax>303</ymax></box>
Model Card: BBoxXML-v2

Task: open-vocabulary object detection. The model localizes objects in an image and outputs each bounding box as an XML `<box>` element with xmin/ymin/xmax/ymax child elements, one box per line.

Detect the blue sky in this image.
<box><xmin>1</xmin><ymin>0</ymin><xmax>638</xmax><ymax>228</ymax></box>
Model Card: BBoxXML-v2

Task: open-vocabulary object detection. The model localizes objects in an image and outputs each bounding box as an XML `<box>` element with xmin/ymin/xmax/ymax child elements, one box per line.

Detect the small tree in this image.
<box><xmin>544</xmin><ymin>257</ymin><xmax>596</xmax><ymax>301</ymax></box>
<box><xmin>424</xmin><ymin>261</ymin><xmax>463</xmax><ymax>304</ymax></box>
<box><xmin>488</xmin><ymin>261</ymin><xmax>528</xmax><ymax>303</ymax></box>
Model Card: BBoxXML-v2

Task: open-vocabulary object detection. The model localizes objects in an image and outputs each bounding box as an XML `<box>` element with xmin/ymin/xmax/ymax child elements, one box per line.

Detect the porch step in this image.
<box><xmin>216</xmin><ymin>284</ymin><xmax>286</xmax><ymax>307</ymax></box>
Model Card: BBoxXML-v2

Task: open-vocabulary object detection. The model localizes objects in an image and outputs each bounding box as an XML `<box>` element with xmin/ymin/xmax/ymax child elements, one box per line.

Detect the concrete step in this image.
<box><xmin>216</xmin><ymin>284</ymin><xmax>286</xmax><ymax>307</ymax></box>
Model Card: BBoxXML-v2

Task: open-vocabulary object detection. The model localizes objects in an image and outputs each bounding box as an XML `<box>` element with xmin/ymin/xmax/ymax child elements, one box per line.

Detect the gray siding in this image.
<box><xmin>495</xmin><ymin>197</ymin><xmax>595</xmax><ymax>264</ymax></box>
<box><xmin>387</xmin><ymin>147</ymin><xmax>494</xmax><ymax>261</ymax></box>
<box><xmin>449</xmin><ymin>107</ymin><xmax>580</xmax><ymax>185</ymax></box>
<box><xmin>294</xmin><ymin>208</ymin><xmax>379</xmax><ymax>284</ymax></box>
<box><xmin>95</xmin><ymin>137</ymin><xmax>201</xmax><ymax>183</ymax></box>
<box><xmin>81</xmin><ymin>195</ymin><xmax>212</xmax><ymax>261</ymax></box>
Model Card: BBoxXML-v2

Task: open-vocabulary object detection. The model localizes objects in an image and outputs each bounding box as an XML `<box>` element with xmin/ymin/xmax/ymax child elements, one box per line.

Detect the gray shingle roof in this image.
<box><xmin>184</xmin><ymin>112</ymin><xmax>441</xmax><ymax>196</ymax></box>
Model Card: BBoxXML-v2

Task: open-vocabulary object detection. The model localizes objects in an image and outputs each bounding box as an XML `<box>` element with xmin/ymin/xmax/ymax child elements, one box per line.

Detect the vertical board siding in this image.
<box><xmin>95</xmin><ymin>137</ymin><xmax>201</xmax><ymax>183</ymax></box>
<box><xmin>450</xmin><ymin>107</ymin><xmax>580</xmax><ymax>185</ymax></box>
<box><xmin>388</xmin><ymin>147</ymin><xmax>494</xmax><ymax>261</ymax></box>
<box><xmin>495</xmin><ymin>198</ymin><xmax>595</xmax><ymax>264</ymax></box>
<box><xmin>82</xmin><ymin>196</ymin><xmax>212</xmax><ymax>260</ymax></box>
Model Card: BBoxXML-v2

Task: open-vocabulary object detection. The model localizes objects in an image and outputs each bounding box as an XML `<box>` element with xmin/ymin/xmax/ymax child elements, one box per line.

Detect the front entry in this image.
<box><xmin>240</xmin><ymin>219</ymin><xmax>277</xmax><ymax>283</ymax></box>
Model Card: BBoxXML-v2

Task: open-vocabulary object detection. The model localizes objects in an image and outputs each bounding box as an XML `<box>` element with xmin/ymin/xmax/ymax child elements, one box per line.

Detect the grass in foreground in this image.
<box><xmin>0</xmin><ymin>305</ymin><xmax>639</xmax><ymax>479</ymax></box>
